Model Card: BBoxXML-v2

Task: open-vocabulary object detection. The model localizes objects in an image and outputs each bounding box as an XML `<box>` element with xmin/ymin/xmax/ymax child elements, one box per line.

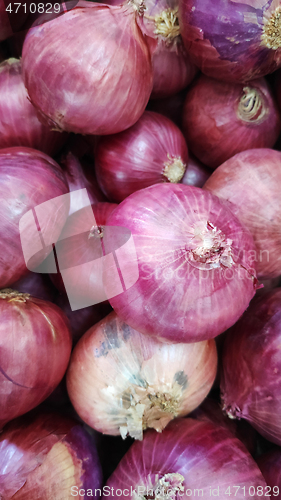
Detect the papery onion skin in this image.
<box><xmin>22</xmin><ymin>3</ymin><xmax>153</xmax><ymax>135</ymax></box>
<box><xmin>103</xmin><ymin>418</ymin><xmax>266</xmax><ymax>499</ymax></box>
<box><xmin>204</xmin><ymin>148</ymin><xmax>281</xmax><ymax>279</ymax></box>
<box><xmin>0</xmin><ymin>411</ymin><xmax>102</xmax><ymax>499</ymax></box>
<box><xmin>95</xmin><ymin>111</ymin><xmax>188</xmax><ymax>202</ymax></box>
<box><xmin>107</xmin><ymin>183</ymin><xmax>257</xmax><ymax>343</ymax></box>
<box><xmin>0</xmin><ymin>290</ymin><xmax>72</xmax><ymax>429</ymax></box>
<box><xmin>179</xmin><ymin>0</ymin><xmax>281</xmax><ymax>83</ymax></box>
<box><xmin>221</xmin><ymin>289</ymin><xmax>281</xmax><ymax>446</ymax></box>
<box><xmin>257</xmin><ymin>449</ymin><xmax>281</xmax><ymax>498</ymax></box>
<box><xmin>67</xmin><ymin>311</ymin><xmax>217</xmax><ymax>439</ymax></box>
<box><xmin>0</xmin><ymin>147</ymin><xmax>69</xmax><ymax>288</ymax></box>
<box><xmin>0</xmin><ymin>58</ymin><xmax>67</xmax><ymax>155</ymax></box>
<box><xmin>181</xmin><ymin>153</ymin><xmax>211</xmax><ymax>187</ymax></box>
<box><xmin>183</xmin><ymin>75</ymin><xmax>281</xmax><ymax>169</ymax></box>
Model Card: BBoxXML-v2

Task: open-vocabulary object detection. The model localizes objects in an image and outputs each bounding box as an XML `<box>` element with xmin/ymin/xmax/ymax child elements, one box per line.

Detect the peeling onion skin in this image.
<box><xmin>204</xmin><ymin>148</ymin><xmax>281</xmax><ymax>279</ymax></box>
<box><xmin>95</xmin><ymin>111</ymin><xmax>189</xmax><ymax>202</ymax></box>
<box><xmin>22</xmin><ymin>3</ymin><xmax>153</xmax><ymax>135</ymax></box>
<box><xmin>0</xmin><ymin>412</ymin><xmax>102</xmax><ymax>499</ymax></box>
<box><xmin>107</xmin><ymin>183</ymin><xmax>258</xmax><ymax>343</ymax></box>
<box><xmin>183</xmin><ymin>75</ymin><xmax>281</xmax><ymax>169</ymax></box>
<box><xmin>66</xmin><ymin>311</ymin><xmax>217</xmax><ymax>440</ymax></box>
<box><xmin>0</xmin><ymin>290</ymin><xmax>72</xmax><ymax>430</ymax></box>
<box><xmin>257</xmin><ymin>449</ymin><xmax>281</xmax><ymax>498</ymax></box>
<box><xmin>103</xmin><ymin>418</ymin><xmax>266</xmax><ymax>500</ymax></box>
<box><xmin>179</xmin><ymin>0</ymin><xmax>281</xmax><ymax>83</ymax></box>
<box><xmin>221</xmin><ymin>289</ymin><xmax>281</xmax><ymax>446</ymax></box>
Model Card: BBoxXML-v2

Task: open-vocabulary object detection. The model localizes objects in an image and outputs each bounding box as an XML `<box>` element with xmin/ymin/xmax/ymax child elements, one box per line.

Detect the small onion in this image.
<box><xmin>95</xmin><ymin>111</ymin><xmax>188</xmax><ymax>202</ymax></box>
<box><xmin>181</xmin><ymin>153</ymin><xmax>211</xmax><ymax>188</ymax></box>
<box><xmin>107</xmin><ymin>183</ymin><xmax>258</xmax><ymax>343</ymax></box>
<box><xmin>221</xmin><ymin>289</ymin><xmax>281</xmax><ymax>446</ymax></box>
<box><xmin>103</xmin><ymin>418</ymin><xmax>266</xmax><ymax>499</ymax></box>
<box><xmin>183</xmin><ymin>75</ymin><xmax>281</xmax><ymax>169</ymax></box>
<box><xmin>0</xmin><ymin>411</ymin><xmax>102</xmax><ymax>499</ymax></box>
<box><xmin>257</xmin><ymin>449</ymin><xmax>281</xmax><ymax>498</ymax></box>
<box><xmin>179</xmin><ymin>0</ymin><xmax>281</xmax><ymax>83</ymax></box>
<box><xmin>67</xmin><ymin>311</ymin><xmax>217</xmax><ymax>440</ymax></box>
<box><xmin>204</xmin><ymin>148</ymin><xmax>281</xmax><ymax>279</ymax></box>
<box><xmin>0</xmin><ymin>58</ymin><xmax>67</xmax><ymax>155</ymax></box>
<box><xmin>22</xmin><ymin>3</ymin><xmax>153</xmax><ymax>135</ymax></box>
<box><xmin>0</xmin><ymin>289</ymin><xmax>72</xmax><ymax>429</ymax></box>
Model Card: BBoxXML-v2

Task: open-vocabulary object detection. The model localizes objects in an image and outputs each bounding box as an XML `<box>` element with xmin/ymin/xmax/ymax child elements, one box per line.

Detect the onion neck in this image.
<box><xmin>262</xmin><ymin>5</ymin><xmax>281</xmax><ymax>50</ymax></box>
<box><xmin>0</xmin><ymin>288</ymin><xmax>30</xmax><ymax>303</ymax></box>
<box><xmin>163</xmin><ymin>155</ymin><xmax>186</xmax><ymax>183</ymax></box>
<box><xmin>153</xmin><ymin>8</ymin><xmax>181</xmax><ymax>45</ymax></box>
<box><xmin>88</xmin><ymin>225</ymin><xmax>104</xmax><ymax>239</ymax></box>
<box><xmin>237</xmin><ymin>87</ymin><xmax>266</xmax><ymax>123</ymax></box>
<box><xmin>135</xmin><ymin>473</ymin><xmax>185</xmax><ymax>500</ymax></box>
<box><xmin>188</xmin><ymin>221</ymin><xmax>234</xmax><ymax>270</ymax></box>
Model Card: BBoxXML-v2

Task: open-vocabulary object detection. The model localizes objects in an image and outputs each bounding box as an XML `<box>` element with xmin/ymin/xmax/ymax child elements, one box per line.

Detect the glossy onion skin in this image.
<box><xmin>221</xmin><ymin>289</ymin><xmax>281</xmax><ymax>446</ymax></box>
<box><xmin>67</xmin><ymin>311</ymin><xmax>217</xmax><ymax>439</ymax></box>
<box><xmin>107</xmin><ymin>184</ymin><xmax>257</xmax><ymax>343</ymax></box>
<box><xmin>0</xmin><ymin>412</ymin><xmax>102</xmax><ymax>499</ymax></box>
<box><xmin>204</xmin><ymin>148</ymin><xmax>281</xmax><ymax>279</ymax></box>
<box><xmin>0</xmin><ymin>292</ymin><xmax>72</xmax><ymax>429</ymax></box>
<box><xmin>179</xmin><ymin>0</ymin><xmax>281</xmax><ymax>83</ymax></box>
<box><xmin>183</xmin><ymin>75</ymin><xmax>281</xmax><ymax>169</ymax></box>
<box><xmin>0</xmin><ymin>147</ymin><xmax>69</xmax><ymax>288</ymax></box>
<box><xmin>103</xmin><ymin>418</ymin><xmax>266</xmax><ymax>499</ymax></box>
<box><xmin>257</xmin><ymin>449</ymin><xmax>281</xmax><ymax>499</ymax></box>
<box><xmin>95</xmin><ymin>111</ymin><xmax>189</xmax><ymax>202</ymax></box>
<box><xmin>22</xmin><ymin>3</ymin><xmax>153</xmax><ymax>135</ymax></box>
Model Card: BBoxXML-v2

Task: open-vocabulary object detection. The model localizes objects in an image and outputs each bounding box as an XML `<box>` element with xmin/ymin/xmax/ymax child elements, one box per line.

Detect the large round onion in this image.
<box><xmin>257</xmin><ymin>449</ymin><xmax>281</xmax><ymax>498</ymax></box>
<box><xmin>95</xmin><ymin>111</ymin><xmax>188</xmax><ymax>202</ymax></box>
<box><xmin>179</xmin><ymin>0</ymin><xmax>281</xmax><ymax>83</ymax></box>
<box><xmin>106</xmin><ymin>183</ymin><xmax>258</xmax><ymax>343</ymax></box>
<box><xmin>0</xmin><ymin>411</ymin><xmax>102</xmax><ymax>499</ymax></box>
<box><xmin>22</xmin><ymin>3</ymin><xmax>153</xmax><ymax>135</ymax></box>
<box><xmin>103</xmin><ymin>418</ymin><xmax>266</xmax><ymax>499</ymax></box>
<box><xmin>0</xmin><ymin>289</ymin><xmax>72</xmax><ymax>429</ymax></box>
<box><xmin>221</xmin><ymin>289</ymin><xmax>281</xmax><ymax>446</ymax></box>
<box><xmin>183</xmin><ymin>75</ymin><xmax>281</xmax><ymax>169</ymax></box>
<box><xmin>204</xmin><ymin>148</ymin><xmax>281</xmax><ymax>279</ymax></box>
<box><xmin>67</xmin><ymin>311</ymin><xmax>217</xmax><ymax>439</ymax></box>
<box><xmin>0</xmin><ymin>58</ymin><xmax>67</xmax><ymax>155</ymax></box>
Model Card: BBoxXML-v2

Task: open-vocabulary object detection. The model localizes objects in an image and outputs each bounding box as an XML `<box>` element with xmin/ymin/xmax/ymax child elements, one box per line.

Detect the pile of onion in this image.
<box><xmin>22</xmin><ymin>2</ymin><xmax>153</xmax><ymax>135</ymax></box>
<box><xmin>95</xmin><ymin>111</ymin><xmax>188</xmax><ymax>202</ymax></box>
<box><xmin>221</xmin><ymin>289</ymin><xmax>281</xmax><ymax>446</ymax></box>
<box><xmin>204</xmin><ymin>148</ymin><xmax>281</xmax><ymax>278</ymax></box>
<box><xmin>67</xmin><ymin>311</ymin><xmax>217</xmax><ymax>440</ymax></box>
<box><xmin>0</xmin><ymin>289</ymin><xmax>72</xmax><ymax>429</ymax></box>
<box><xmin>179</xmin><ymin>0</ymin><xmax>281</xmax><ymax>83</ymax></box>
<box><xmin>183</xmin><ymin>75</ymin><xmax>281</xmax><ymax>168</ymax></box>
<box><xmin>103</xmin><ymin>418</ymin><xmax>266</xmax><ymax>499</ymax></box>
<box><xmin>106</xmin><ymin>183</ymin><xmax>258</xmax><ymax>343</ymax></box>
<box><xmin>0</xmin><ymin>411</ymin><xmax>102</xmax><ymax>499</ymax></box>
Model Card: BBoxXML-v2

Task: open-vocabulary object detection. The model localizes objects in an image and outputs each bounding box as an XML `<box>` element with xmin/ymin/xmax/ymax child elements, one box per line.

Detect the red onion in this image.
<box><xmin>106</xmin><ymin>183</ymin><xmax>258</xmax><ymax>343</ymax></box>
<box><xmin>22</xmin><ymin>3</ymin><xmax>153</xmax><ymax>135</ymax></box>
<box><xmin>257</xmin><ymin>449</ymin><xmax>281</xmax><ymax>498</ymax></box>
<box><xmin>0</xmin><ymin>289</ymin><xmax>72</xmax><ymax>429</ymax></box>
<box><xmin>0</xmin><ymin>411</ymin><xmax>102</xmax><ymax>499</ymax></box>
<box><xmin>181</xmin><ymin>153</ymin><xmax>212</xmax><ymax>187</ymax></box>
<box><xmin>183</xmin><ymin>75</ymin><xmax>281</xmax><ymax>169</ymax></box>
<box><xmin>179</xmin><ymin>0</ymin><xmax>281</xmax><ymax>83</ymax></box>
<box><xmin>0</xmin><ymin>147</ymin><xmax>69</xmax><ymax>288</ymax></box>
<box><xmin>11</xmin><ymin>272</ymin><xmax>56</xmax><ymax>302</ymax></box>
<box><xmin>67</xmin><ymin>311</ymin><xmax>217</xmax><ymax>439</ymax></box>
<box><xmin>221</xmin><ymin>289</ymin><xmax>281</xmax><ymax>446</ymax></box>
<box><xmin>103</xmin><ymin>418</ymin><xmax>266</xmax><ymax>499</ymax></box>
<box><xmin>204</xmin><ymin>148</ymin><xmax>281</xmax><ymax>279</ymax></box>
<box><xmin>95</xmin><ymin>111</ymin><xmax>188</xmax><ymax>202</ymax></box>
<box><xmin>0</xmin><ymin>58</ymin><xmax>67</xmax><ymax>155</ymax></box>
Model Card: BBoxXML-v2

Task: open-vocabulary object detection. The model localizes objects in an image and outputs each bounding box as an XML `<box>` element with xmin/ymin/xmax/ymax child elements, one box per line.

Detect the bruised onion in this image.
<box><xmin>0</xmin><ymin>58</ymin><xmax>67</xmax><ymax>155</ymax></box>
<box><xmin>67</xmin><ymin>311</ymin><xmax>217</xmax><ymax>440</ymax></box>
<box><xmin>183</xmin><ymin>75</ymin><xmax>281</xmax><ymax>169</ymax></box>
<box><xmin>106</xmin><ymin>183</ymin><xmax>258</xmax><ymax>343</ymax></box>
<box><xmin>204</xmin><ymin>148</ymin><xmax>281</xmax><ymax>278</ymax></box>
<box><xmin>179</xmin><ymin>0</ymin><xmax>281</xmax><ymax>83</ymax></box>
<box><xmin>103</xmin><ymin>418</ymin><xmax>266</xmax><ymax>499</ymax></box>
<box><xmin>0</xmin><ymin>411</ymin><xmax>102</xmax><ymax>499</ymax></box>
<box><xmin>0</xmin><ymin>289</ymin><xmax>72</xmax><ymax>429</ymax></box>
<box><xmin>95</xmin><ymin>111</ymin><xmax>188</xmax><ymax>202</ymax></box>
<box><xmin>22</xmin><ymin>2</ymin><xmax>153</xmax><ymax>135</ymax></box>
<box><xmin>221</xmin><ymin>289</ymin><xmax>281</xmax><ymax>446</ymax></box>
<box><xmin>257</xmin><ymin>449</ymin><xmax>281</xmax><ymax>498</ymax></box>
